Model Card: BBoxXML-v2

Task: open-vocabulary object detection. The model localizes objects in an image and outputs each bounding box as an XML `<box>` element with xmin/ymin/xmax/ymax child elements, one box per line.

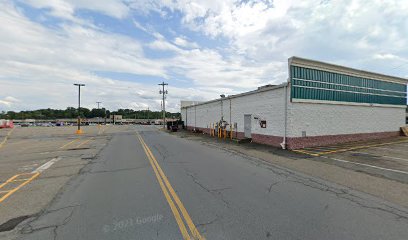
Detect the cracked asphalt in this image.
<box><xmin>11</xmin><ymin>125</ymin><xmax>408</xmax><ymax>239</ymax></box>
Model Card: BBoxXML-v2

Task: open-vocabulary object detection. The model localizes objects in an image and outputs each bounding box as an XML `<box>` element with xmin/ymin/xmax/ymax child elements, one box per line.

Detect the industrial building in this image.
<box><xmin>181</xmin><ymin>57</ymin><xmax>408</xmax><ymax>149</ymax></box>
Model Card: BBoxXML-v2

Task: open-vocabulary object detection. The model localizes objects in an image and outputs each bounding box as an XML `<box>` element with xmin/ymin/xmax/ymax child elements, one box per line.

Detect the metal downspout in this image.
<box><xmin>281</xmin><ymin>84</ymin><xmax>288</xmax><ymax>149</ymax></box>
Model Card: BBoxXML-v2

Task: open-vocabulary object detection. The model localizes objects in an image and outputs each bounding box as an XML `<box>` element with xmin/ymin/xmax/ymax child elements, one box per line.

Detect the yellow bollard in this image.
<box><xmin>230</xmin><ymin>125</ymin><xmax>233</xmax><ymax>140</ymax></box>
<box><xmin>224</xmin><ymin>129</ymin><xmax>227</xmax><ymax>139</ymax></box>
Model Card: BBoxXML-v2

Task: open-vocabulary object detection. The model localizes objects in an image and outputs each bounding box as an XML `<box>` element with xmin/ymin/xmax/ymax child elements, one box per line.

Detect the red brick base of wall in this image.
<box><xmin>251</xmin><ymin>134</ymin><xmax>283</xmax><ymax>148</ymax></box>
<box><xmin>286</xmin><ymin>131</ymin><xmax>401</xmax><ymax>149</ymax></box>
<box><xmin>184</xmin><ymin>126</ymin><xmax>401</xmax><ymax>150</ymax></box>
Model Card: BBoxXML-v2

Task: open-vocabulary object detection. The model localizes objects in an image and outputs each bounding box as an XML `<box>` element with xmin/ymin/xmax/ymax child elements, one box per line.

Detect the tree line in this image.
<box><xmin>0</xmin><ymin>107</ymin><xmax>180</xmax><ymax>120</ymax></box>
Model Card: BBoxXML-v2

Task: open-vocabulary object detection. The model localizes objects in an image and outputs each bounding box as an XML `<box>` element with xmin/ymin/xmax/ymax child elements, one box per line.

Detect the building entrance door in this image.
<box><xmin>244</xmin><ymin>114</ymin><xmax>252</xmax><ymax>138</ymax></box>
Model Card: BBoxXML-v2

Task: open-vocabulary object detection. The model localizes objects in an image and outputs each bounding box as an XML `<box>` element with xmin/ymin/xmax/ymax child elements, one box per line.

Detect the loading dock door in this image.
<box><xmin>244</xmin><ymin>114</ymin><xmax>252</xmax><ymax>138</ymax></box>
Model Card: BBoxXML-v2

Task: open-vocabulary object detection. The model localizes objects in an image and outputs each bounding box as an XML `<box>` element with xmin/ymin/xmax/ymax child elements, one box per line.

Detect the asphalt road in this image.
<box><xmin>17</xmin><ymin>126</ymin><xmax>408</xmax><ymax>240</ymax></box>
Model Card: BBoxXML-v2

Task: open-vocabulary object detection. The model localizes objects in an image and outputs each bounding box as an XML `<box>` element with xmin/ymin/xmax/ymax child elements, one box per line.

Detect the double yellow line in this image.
<box><xmin>137</xmin><ymin>133</ymin><xmax>204</xmax><ymax>240</ymax></box>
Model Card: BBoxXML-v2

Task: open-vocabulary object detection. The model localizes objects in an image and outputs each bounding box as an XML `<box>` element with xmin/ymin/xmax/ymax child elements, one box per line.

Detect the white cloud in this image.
<box><xmin>22</xmin><ymin>0</ymin><xmax>129</xmax><ymax>19</ymax></box>
<box><xmin>0</xmin><ymin>96</ymin><xmax>21</xmax><ymax>107</ymax></box>
<box><xmin>173</xmin><ymin>36</ymin><xmax>199</xmax><ymax>49</ymax></box>
<box><xmin>23</xmin><ymin>0</ymin><xmax>75</xmax><ymax>20</ymax></box>
<box><xmin>136</xmin><ymin>0</ymin><xmax>408</xmax><ymax>76</ymax></box>
<box><xmin>0</xmin><ymin>2</ymin><xmax>166</xmax><ymax>111</ymax></box>
<box><xmin>3</xmin><ymin>1</ymin><xmax>270</xmax><ymax>113</ymax></box>
<box><xmin>2</xmin><ymin>0</ymin><xmax>408</xmax><ymax>112</ymax></box>
<box><xmin>148</xmin><ymin>39</ymin><xmax>182</xmax><ymax>53</ymax></box>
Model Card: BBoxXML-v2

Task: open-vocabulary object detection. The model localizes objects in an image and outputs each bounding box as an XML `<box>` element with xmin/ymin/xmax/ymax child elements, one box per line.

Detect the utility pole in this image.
<box><xmin>96</xmin><ymin>101</ymin><xmax>101</xmax><ymax>126</ymax></box>
<box><xmin>158</xmin><ymin>82</ymin><xmax>168</xmax><ymax>129</ymax></box>
<box><xmin>74</xmin><ymin>83</ymin><xmax>85</xmax><ymax>134</ymax></box>
<box><xmin>147</xmin><ymin>107</ymin><xmax>149</xmax><ymax>124</ymax></box>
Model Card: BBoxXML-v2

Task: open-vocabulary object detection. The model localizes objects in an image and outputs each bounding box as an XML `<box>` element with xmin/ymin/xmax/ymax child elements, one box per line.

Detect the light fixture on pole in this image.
<box><xmin>74</xmin><ymin>83</ymin><xmax>85</xmax><ymax>134</ymax></box>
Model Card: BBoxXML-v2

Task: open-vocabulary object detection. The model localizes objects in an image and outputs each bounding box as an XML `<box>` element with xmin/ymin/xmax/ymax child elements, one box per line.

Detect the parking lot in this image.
<box><xmin>0</xmin><ymin>125</ymin><xmax>123</xmax><ymax>231</ymax></box>
<box><xmin>293</xmin><ymin>137</ymin><xmax>408</xmax><ymax>183</ymax></box>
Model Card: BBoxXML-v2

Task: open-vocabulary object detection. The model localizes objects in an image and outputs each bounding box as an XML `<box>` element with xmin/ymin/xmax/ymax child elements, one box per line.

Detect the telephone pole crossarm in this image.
<box><xmin>158</xmin><ymin>82</ymin><xmax>168</xmax><ymax>129</ymax></box>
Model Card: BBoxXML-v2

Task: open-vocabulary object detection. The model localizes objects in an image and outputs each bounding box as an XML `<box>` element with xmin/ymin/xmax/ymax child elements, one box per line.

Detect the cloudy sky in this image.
<box><xmin>1</xmin><ymin>0</ymin><xmax>407</xmax><ymax>112</ymax></box>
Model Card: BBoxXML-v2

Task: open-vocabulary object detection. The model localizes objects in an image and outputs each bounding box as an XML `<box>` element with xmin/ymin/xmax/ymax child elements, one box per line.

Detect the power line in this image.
<box><xmin>390</xmin><ymin>62</ymin><xmax>408</xmax><ymax>70</ymax></box>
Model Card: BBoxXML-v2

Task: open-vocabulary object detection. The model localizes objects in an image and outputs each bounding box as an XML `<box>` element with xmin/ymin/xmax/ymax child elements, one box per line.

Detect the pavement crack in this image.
<box><xmin>20</xmin><ymin>204</ymin><xmax>80</xmax><ymax>237</ymax></box>
<box><xmin>185</xmin><ymin>170</ymin><xmax>231</xmax><ymax>208</ymax></box>
<box><xmin>88</xmin><ymin>165</ymin><xmax>150</xmax><ymax>174</ymax></box>
<box><xmin>45</xmin><ymin>204</ymin><xmax>81</xmax><ymax>215</ymax></box>
<box><xmin>53</xmin><ymin>205</ymin><xmax>76</xmax><ymax>240</ymax></box>
<box><xmin>267</xmin><ymin>181</ymin><xmax>281</xmax><ymax>193</ymax></box>
<box><xmin>199</xmin><ymin>141</ymin><xmax>294</xmax><ymax>179</ymax></box>
<box><xmin>152</xmin><ymin>144</ymin><xmax>172</xmax><ymax>161</ymax></box>
<box><xmin>288</xmin><ymin>176</ymin><xmax>408</xmax><ymax>220</ymax></box>
<box><xmin>211</xmin><ymin>187</ymin><xmax>232</xmax><ymax>192</ymax></box>
<box><xmin>197</xmin><ymin>215</ymin><xmax>220</xmax><ymax>229</ymax></box>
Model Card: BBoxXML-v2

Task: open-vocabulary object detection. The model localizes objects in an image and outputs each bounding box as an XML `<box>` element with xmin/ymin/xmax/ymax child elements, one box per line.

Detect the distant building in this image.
<box><xmin>110</xmin><ymin>114</ymin><xmax>122</xmax><ymax>123</ymax></box>
<box><xmin>154</xmin><ymin>118</ymin><xmax>178</xmax><ymax>125</ymax></box>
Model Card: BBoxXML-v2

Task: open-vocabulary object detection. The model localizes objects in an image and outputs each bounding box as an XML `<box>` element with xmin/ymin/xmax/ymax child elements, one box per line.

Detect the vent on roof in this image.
<box><xmin>257</xmin><ymin>84</ymin><xmax>276</xmax><ymax>90</ymax></box>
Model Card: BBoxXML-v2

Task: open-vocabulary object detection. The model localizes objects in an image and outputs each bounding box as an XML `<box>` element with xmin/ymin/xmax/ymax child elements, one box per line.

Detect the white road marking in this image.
<box><xmin>371</xmin><ymin>146</ymin><xmax>408</xmax><ymax>154</ymax></box>
<box><xmin>351</xmin><ymin>151</ymin><xmax>408</xmax><ymax>162</ymax></box>
<box><xmin>18</xmin><ymin>163</ymin><xmax>39</xmax><ymax>171</ymax></box>
<box><xmin>31</xmin><ymin>157</ymin><xmax>60</xmax><ymax>173</ymax></box>
<box><xmin>321</xmin><ymin>156</ymin><xmax>408</xmax><ymax>175</ymax></box>
<box><xmin>382</xmin><ymin>155</ymin><xmax>408</xmax><ymax>162</ymax></box>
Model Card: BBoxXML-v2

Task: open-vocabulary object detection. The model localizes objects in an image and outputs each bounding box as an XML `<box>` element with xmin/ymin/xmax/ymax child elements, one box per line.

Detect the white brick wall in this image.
<box><xmin>287</xmin><ymin>102</ymin><xmax>406</xmax><ymax>137</ymax></box>
<box><xmin>230</xmin><ymin>88</ymin><xmax>286</xmax><ymax>136</ymax></box>
<box><xmin>182</xmin><ymin>86</ymin><xmax>406</xmax><ymax>139</ymax></box>
<box><xmin>181</xmin><ymin>87</ymin><xmax>287</xmax><ymax>136</ymax></box>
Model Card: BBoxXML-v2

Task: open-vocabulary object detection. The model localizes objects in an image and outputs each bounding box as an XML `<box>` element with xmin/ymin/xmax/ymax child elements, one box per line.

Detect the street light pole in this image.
<box><xmin>74</xmin><ymin>83</ymin><xmax>85</xmax><ymax>134</ymax></box>
<box><xmin>158</xmin><ymin>82</ymin><xmax>168</xmax><ymax>129</ymax></box>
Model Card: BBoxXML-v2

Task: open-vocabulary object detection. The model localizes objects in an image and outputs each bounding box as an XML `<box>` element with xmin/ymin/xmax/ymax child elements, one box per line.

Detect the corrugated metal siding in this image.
<box><xmin>290</xmin><ymin>65</ymin><xmax>407</xmax><ymax>105</ymax></box>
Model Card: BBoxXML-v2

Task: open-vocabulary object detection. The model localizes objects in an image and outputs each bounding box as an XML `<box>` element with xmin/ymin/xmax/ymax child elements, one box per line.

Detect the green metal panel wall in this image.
<box><xmin>290</xmin><ymin>65</ymin><xmax>407</xmax><ymax>105</ymax></box>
